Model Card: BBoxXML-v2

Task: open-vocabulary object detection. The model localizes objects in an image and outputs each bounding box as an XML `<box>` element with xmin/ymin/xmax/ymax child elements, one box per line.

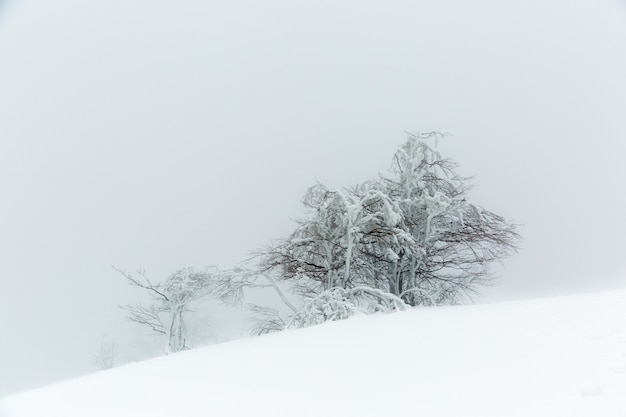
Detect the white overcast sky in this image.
<box><xmin>1</xmin><ymin>0</ymin><xmax>626</xmax><ymax>396</ymax></box>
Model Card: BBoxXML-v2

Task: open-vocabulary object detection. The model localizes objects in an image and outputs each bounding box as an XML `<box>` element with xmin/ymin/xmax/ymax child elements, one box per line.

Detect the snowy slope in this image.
<box><xmin>2</xmin><ymin>289</ymin><xmax>626</xmax><ymax>417</ymax></box>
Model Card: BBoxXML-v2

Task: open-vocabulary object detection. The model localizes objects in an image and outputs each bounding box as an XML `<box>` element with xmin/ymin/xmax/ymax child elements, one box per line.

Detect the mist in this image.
<box><xmin>1</xmin><ymin>0</ymin><xmax>626</xmax><ymax>396</ymax></box>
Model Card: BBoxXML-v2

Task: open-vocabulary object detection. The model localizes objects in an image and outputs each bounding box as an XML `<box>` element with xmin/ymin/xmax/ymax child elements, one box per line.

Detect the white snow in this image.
<box><xmin>2</xmin><ymin>289</ymin><xmax>626</xmax><ymax>416</ymax></box>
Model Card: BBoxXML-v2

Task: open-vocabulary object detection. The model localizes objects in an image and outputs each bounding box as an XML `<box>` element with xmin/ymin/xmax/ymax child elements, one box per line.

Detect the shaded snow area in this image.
<box><xmin>3</xmin><ymin>289</ymin><xmax>626</xmax><ymax>417</ymax></box>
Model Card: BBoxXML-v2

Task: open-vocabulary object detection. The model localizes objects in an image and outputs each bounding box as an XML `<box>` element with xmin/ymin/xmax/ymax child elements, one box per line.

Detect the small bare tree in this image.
<box><xmin>93</xmin><ymin>336</ymin><xmax>118</xmax><ymax>370</ymax></box>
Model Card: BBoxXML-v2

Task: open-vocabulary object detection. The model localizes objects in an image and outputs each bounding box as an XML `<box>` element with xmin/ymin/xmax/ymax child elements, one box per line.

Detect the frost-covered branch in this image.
<box><xmin>248</xmin><ymin>304</ymin><xmax>287</xmax><ymax>336</ymax></box>
<box><xmin>285</xmin><ymin>287</ymin><xmax>407</xmax><ymax>329</ymax></box>
<box><xmin>119</xmin><ymin>303</ymin><xmax>166</xmax><ymax>335</ymax></box>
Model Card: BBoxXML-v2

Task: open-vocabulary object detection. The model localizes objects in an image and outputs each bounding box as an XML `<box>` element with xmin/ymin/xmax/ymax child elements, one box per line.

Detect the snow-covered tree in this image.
<box><xmin>259</xmin><ymin>132</ymin><xmax>519</xmax><ymax>313</ymax></box>
<box><xmin>259</xmin><ymin>182</ymin><xmax>410</xmax><ymax>294</ymax></box>
<box><xmin>377</xmin><ymin>132</ymin><xmax>519</xmax><ymax>305</ymax></box>
<box><xmin>116</xmin><ymin>267</ymin><xmax>215</xmax><ymax>354</ymax></box>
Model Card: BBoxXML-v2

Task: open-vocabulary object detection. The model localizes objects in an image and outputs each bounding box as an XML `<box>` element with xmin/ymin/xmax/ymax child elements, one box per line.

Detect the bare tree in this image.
<box><xmin>93</xmin><ymin>336</ymin><xmax>118</xmax><ymax>370</ymax></box>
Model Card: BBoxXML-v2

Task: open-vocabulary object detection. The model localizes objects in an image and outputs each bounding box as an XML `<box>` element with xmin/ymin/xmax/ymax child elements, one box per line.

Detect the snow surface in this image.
<box><xmin>2</xmin><ymin>289</ymin><xmax>626</xmax><ymax>416</ymax></box>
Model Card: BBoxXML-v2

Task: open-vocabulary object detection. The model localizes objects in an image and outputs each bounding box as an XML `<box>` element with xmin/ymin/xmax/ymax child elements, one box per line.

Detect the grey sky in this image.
<box><xmin>1</xmin><ymin>0</ymin><xmax>626</xmax><ymax>396</ymax></box>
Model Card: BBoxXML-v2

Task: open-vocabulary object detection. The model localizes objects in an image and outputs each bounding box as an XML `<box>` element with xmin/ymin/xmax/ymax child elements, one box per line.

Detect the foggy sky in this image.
<box><xmin>1</xmin><ymin>0</ymin><xmax>626</xmax><ymax>396</ymax></box>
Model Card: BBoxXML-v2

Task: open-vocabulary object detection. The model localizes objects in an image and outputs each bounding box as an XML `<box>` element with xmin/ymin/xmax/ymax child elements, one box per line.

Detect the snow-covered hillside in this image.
<box><xmin>3</xmin><ymin>289</ymin><xmax>626</xmax><ymax>417</ymax></box>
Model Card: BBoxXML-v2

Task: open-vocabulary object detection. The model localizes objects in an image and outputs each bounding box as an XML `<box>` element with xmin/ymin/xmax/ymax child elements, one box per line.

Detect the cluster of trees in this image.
<box><xmin>116</xmin><ymin>132</ymin><xmax>519</xmax><ymax>354</ymax></box>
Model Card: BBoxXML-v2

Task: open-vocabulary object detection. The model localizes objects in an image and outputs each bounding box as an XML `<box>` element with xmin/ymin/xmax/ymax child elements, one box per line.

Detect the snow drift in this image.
<box><xmin>2</xmin><ymin>289</ymin><xmax>626</xmax><ymax>417</ymax></box>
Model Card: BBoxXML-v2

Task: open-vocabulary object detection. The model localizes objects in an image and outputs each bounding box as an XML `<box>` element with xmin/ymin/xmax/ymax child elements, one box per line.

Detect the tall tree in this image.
<box><xmin>260</xmin><ymin>132</ymin><xmax>519</xmax><ymax>312</ymax></box>
<box><xmin>378</xmin><ymin>132</ymin><xmax>519</xmax><ymax>305</ymax></box>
